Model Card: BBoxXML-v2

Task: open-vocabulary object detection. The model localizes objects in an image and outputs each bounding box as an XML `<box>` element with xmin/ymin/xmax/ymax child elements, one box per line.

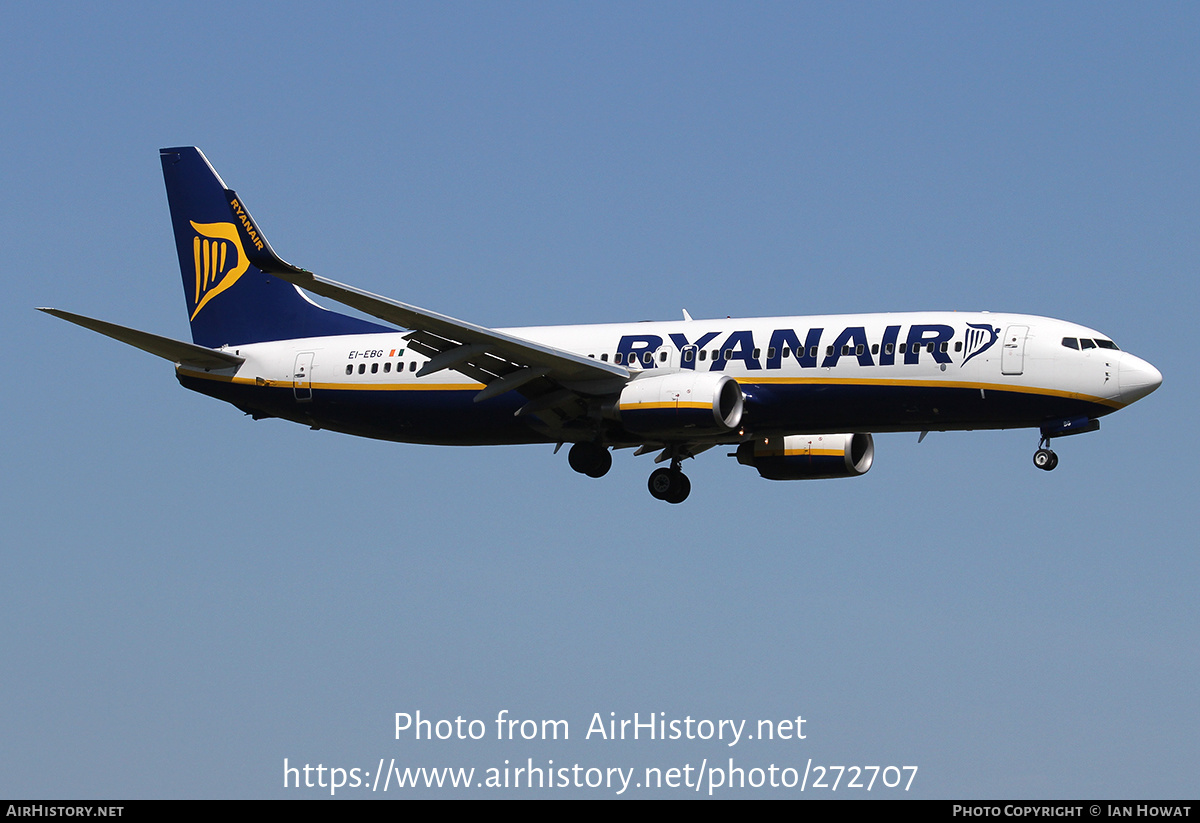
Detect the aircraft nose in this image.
<box><xmin>1118</xmin><ymin>355</ymin><xmax>1163</xmax><ymax>404</ymax></box>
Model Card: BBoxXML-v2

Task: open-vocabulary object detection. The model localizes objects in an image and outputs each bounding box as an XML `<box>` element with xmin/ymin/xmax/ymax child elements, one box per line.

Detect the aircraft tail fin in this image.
<box><xmin>160</xmin><ymin>147</ymin><xmax>390</xmax><ymax>347</ymax></box>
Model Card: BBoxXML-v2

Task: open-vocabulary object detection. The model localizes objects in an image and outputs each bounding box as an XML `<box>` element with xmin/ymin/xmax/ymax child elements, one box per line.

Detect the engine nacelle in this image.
<box><xmin>736</xmin><ymin>433</ymin><xmax>874</xmax><ymax>480</ymax></box>
<box><xmin>612</xmin><ymin>372</ymin><xmax>744</xmax><ymax>437</ymax></box>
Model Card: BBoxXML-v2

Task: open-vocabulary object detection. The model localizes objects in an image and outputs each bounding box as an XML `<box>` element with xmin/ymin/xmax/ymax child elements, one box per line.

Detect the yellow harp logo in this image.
<box><xmin>189</xmin><ymin>221</ymin><xmax>250</xmax><ymax>320</ymax></box>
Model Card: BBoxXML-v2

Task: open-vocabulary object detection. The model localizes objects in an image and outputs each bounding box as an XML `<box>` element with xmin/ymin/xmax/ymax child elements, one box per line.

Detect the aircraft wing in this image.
<box><xmin>38</xmin><ymin>308</ymin><xmax>244</xmax><ymax>370</ymax></box>
<box><xmin>256</xmin><ymin>266</ymin><xmax>625</xmax><ymax>387</ymax></box>
<box><xmin>223</xmin><ymin>189</ymin><xmax>630</xmax><ymax>402</ymax></box>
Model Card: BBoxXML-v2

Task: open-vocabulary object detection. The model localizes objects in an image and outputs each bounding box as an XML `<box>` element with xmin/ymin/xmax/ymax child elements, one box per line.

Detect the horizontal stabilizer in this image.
<box><xmin>38</xmin><ymin>308</ymin><xmax>244</xmax><ymax>369</ymax></box>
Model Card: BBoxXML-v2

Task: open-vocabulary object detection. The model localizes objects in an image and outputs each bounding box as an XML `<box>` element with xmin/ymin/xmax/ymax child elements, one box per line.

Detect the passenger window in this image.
<box><xmin>371</xmin><ymin>363</ymin><xmax>379</xmax><ymax>373</ymax></box>
<box><xmin>954</xmin><ymin>342</ymin><xmax>962</xmax><ymax>352</ymax></box>
<box><xmin>753</xmin><ymin>348</ymin><xmax>761</xmax><ymax>359</ymax></box>
<box><xmin>614</xmin><ymin>353</ymin><xmax>624</xmax><ymax>364</ymax></box>
<box><xmin>826</xmin><ymin>346</ymin><xmax>834</xmax><ymax>356</ymax></box>
<box><xmin>841</xmin><ymin>345</ymin><xmax>850</xmax><ymax>356</ymax></box>
<box><xmin>940</xmin><ymin>342</ymin><xmax>948</xmax><ymax>353</ymax></box>
<box><xmin>899</xmin><ymin>343</ymin><xmax>907</xmax><ymax>354</ymax></box>
<box><xmin>927</xmin><ymin>343</ymin><xmax>935</xmax><ymax>353</ymax></box>
<box><xmin>855</xmin><ymin>344</ymin><xmax>864</xmax><ymax>356</ymax></box>
<box><xmin>699</xmin><ymin>350</ymin><xmax>707</xmax><ymax>361</ymax></box>
<box><xmin>601</xmin><ymin>353</ymin><xmax>608</xmax><ymax>362</ymax></box>
<box><xmin>358</xmin><ymin>364</ymin><xmax>366</xmax><ymax>374</ymax></box>
<box><xmin>684</xmin><ymin>350</ymin><xmax>694</xmax><ymax>362</ymax></box>
<box><xmin>885</xmin><ymin>343</ymin><xmax>894</xmax><ymax>355</ymax></box>
<box><xmin>345</xmin><ymin>365</ymin><xmax>353</xmax><ymax>375</ymax></box>
<box><xmin>643</xmin><ymin>352</ymin><xmax>653</xmax><ymax>364</ymax></box>
<box><xmin>659</xmin><ymin>351</ymin><xmax>667</xmax><ymax>362</ymax></box>
<box><xmin>723</xmin><ymin>350</ymin><xmax>732</xmax><ymax>360</ymax></box>
<box><xmin>809</xmin><ymin>346</ymin><xmax>818</xmax><ymax>358</ymax></box>
<box><xmin>781</xmin><ymin>347</ymin><xmax>789</xmax><ymax>358</ymax></box>
<box><xmin>767</xmin><ymin>347</ymin><xmax>777</xmax><ymax>359</ymax></box>
<box><xmin>410</xmin><ymin>361</ymin><xmax>418</xmax><ymax>371</ymax></box>
<box><xmin>871</xmin><ymin>344</ymin><xmax>879</xmax><ymax>355</ymax></box>
<box><xmin>384</xmin><ymin>362</ymin><xmax>391</xmax><ymax>373</ymax></box>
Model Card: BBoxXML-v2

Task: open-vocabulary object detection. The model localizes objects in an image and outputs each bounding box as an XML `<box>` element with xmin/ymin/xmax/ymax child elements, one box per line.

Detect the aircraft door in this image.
<box><xmin>679</xmin><ymin>345</ymin><xmax>696</xmax><ymax>370</ymax></box>
<box><xmin>1001</xmin><ymin>325</ymin><xmax>1028</xmax><ymax>375</ymax></box>
<box><xmin>293</xmin><ymin>352</ymin><xmax>314</xmax><ymax>401</ymax></box>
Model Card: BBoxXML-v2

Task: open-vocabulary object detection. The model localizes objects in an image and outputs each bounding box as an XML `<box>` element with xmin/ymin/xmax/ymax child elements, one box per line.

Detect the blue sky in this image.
<box><xmin>2</xmin><ymin>2</ymin><xmax>1196</xmax><ymax>798</ymax></box>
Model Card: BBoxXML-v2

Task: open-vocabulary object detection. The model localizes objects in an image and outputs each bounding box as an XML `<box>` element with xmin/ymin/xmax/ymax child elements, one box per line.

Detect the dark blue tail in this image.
<box><xmin>160</xmin><ymin>147</ymin><xmax>389</xmax><ymax>347</ymax></box>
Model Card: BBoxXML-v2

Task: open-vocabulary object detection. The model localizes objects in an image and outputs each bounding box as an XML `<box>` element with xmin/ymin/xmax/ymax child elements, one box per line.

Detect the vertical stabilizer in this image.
<box><xmin>160</xmin><ymin>147</ymin><xmax>389</xmax><ymax>347</ymax></box>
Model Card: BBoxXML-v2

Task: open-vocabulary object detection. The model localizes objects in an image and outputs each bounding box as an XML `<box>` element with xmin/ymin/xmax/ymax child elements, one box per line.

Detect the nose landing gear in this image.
<box><xmin>1032</xmin><ymin>417</ymin><xmax>1101</xmax><ymax>471</ymax></box>
<box><xmin>1033</xmin><ymin>436</ymin><xmax>1058</xmax><ymax>471</ymax></box>
<box><xmin>1033</xmin><ymin>448</ymin><xmax>1058</xmax><ymax>471</ymax></box>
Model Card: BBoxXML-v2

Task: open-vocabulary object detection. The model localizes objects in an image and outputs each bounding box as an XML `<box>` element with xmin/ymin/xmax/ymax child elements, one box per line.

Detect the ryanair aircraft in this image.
<box><xmin>41</xmin><ymin>147</ymin><xmax>1162</xmax><ymax>503</ymax></box>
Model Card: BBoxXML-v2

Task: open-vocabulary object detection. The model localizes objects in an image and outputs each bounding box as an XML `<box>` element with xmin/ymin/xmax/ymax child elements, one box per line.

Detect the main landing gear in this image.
<box><xmin>1033</xmin><ymin>437</ymin><xmax>1059</xmax><ymax>472</ymax></box>
<box><xmin>568</xmin><ymin>442</ymin><xmax>612</xmax><ymax>478</ymax></box>
<box><xmin>648</xmin><ymin>465</ymin><xmax>691</xmax><ymax>504</ymax></box>
<box><xmin>566</xmin><ymin>441</ymin><xmax>692</xmax><ymax>503</ymax></box>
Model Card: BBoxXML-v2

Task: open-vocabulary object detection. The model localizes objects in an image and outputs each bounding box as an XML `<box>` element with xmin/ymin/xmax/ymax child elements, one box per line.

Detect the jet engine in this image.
<box><xmin>611</xmin><ymin>372</ymin><xmax>744</xmax><ymax>437</ymax></box>
<box><xmin>735</xmin><ymin>433</ymin><xmax>874</xmax><ymax>480</ymax></box>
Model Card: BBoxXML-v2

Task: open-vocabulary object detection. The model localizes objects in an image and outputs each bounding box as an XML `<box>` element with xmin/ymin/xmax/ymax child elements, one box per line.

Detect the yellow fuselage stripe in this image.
<box><xmin>177</xmin><ymin>368</ymin><xmax>1120</xmax><ymax>408</ymax></box>
<box><xmin>178</xmin><ymin>369</ymin><xmax>484</xmax><ymax>391</ymax></box>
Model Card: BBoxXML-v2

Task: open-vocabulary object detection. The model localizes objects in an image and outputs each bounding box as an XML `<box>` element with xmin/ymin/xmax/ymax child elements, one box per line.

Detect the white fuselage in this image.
<box><xmin>176</xmin><ymin>311</ymin><xmax>1159</xmax><ymax>446</ymax></box>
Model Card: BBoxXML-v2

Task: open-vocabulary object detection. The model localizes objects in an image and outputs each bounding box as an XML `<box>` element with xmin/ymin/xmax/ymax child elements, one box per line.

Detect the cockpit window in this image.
<box><xmin>1064</xmin><ymin>336</ymin><xmax>1119</xmax><ymax>351</ymax></box>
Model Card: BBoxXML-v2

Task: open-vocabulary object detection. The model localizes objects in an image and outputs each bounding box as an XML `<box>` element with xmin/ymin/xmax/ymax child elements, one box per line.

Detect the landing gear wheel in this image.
<box><xmin>1033</xmin><ymin>448</ymin><xmax>1058</xmax><ymax>471</ymax></box>
<box><xmin>648</xmin><ymin>468</ymin><xmax>691</xmax><ymax>503</ymax></box>
<box><xmin>586</xmin><ymin>448</ymin><xmax>612</xmax><ymax>478</ymax></box>
<box><xmin>568</xmin><ymin>443</ymin><xmax>611</xmax><ymax>478</ymax></box>
<box><xmin>664</xmin><ymin>472</ymin><xmax>691</xmax><ymax>504</ymax></box>
<box><xmin>648</xmin><ymin>468</ymin><xmax>673</xmax><ymax>499</ymax></box>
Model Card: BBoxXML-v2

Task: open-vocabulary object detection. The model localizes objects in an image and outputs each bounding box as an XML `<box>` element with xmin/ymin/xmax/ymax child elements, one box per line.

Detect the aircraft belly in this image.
<box><xmin>740</xmin><ymin>381</ymin><xmax>1114</xmax><ymax>433</ymax></box>
<box><xmin>176</xmin><ymin>374</ymin><xmax>546</xmax><ymax>445</ymax></box>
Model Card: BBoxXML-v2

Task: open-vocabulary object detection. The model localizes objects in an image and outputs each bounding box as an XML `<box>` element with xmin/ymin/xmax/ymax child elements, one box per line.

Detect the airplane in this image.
<box><xmin>40</xmin><ymin>147</ymin><xmax>1162</xmax><ymax>503</ymax></box>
